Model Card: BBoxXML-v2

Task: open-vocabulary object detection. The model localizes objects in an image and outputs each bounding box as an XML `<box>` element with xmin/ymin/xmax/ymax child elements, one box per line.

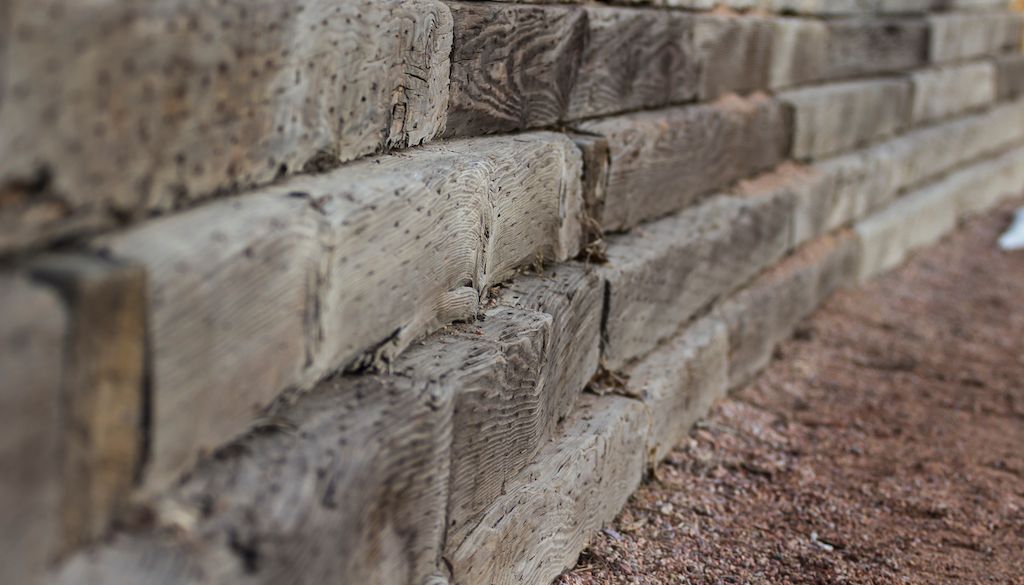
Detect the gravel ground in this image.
<box><xmin>557</xmin><ymin>200</ymin><xmax>1024</xmax><ymax>585</ymax></box>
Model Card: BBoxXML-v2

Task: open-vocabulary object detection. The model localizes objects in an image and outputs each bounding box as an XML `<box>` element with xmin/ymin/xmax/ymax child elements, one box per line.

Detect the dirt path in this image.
<box><xmin>558</xmin><ymin>200</ymin><xmax>1024</xmax><ymax>585</ymax></box>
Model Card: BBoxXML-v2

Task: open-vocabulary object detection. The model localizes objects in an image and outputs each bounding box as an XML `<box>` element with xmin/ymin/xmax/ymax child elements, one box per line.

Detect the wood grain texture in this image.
<box><xmin>0</xmin><ymin>275</ymin><xmax>65</xmax><ymax>585</ymax></box>
<box><xmin>601</xmin><ymin>190</ymin><xmax>794</xmax><ymax>370</ymax></box>
<box><xmin>910</xmin><ymin>61</ymin><xmax>996</xmax><ymax>125</ymax></box>
<box><xmin>569</xmin><ymin>133</ymin><xmax>611</xmax><ymax>247</ymax></box>
<box><xmin>51</xmin><ymin>375</ymin><xmax>455</xmax><ymax>585</ymax></box>
<box><xmin>448</xmin><ymin>394</ymin><xmax>648</xmax><ymax>585</ymax></box>
<box><xmin>823</xmin><ymin>18</ymin><xmax>928</xmax><ymax>79</ymax></box>
<box><xmin>444</xmin><ymin>2</ymin><xmax>587</xmax><ymax>136</ymax></box>
<box><xmin>929</xmin><ymin>12</ymin><xmax>1022</xmax><ymax>63</ymax></box>
<box><xmin>0</xmin><ymin>0</ymin><xmax>453</xmax><ymax>255</ymax></box>
<box><xmin>693</xmin><ymin>14</ymin><xmax>775</xmax><ymax>100</ymax></box>
<box><xmin>626</xmin><ymin>316</ymin><xmax>729</xmax><ymax>466</ymax></box>
<box><xmin>782</xmin><ymin>78</ymin><xmax>911</xmax><ymax>160</ymax></box>
<box><xmin>394</xmin><ymin>307</ymin><xmax>551</xmax><ymax>549</ymax></box>
<box><xmin>98</xmin><ymin>131</ymin><xmax>584</xmax><ymax>489</ymax></box>
<box><xmin>495</xmin><ymin>263</ymin><xmax>604</xmax><ymax>429</ymax></box>
<box><xmin>717</xmin><ymin>232</ymin><xmax>860</xmax><ymax>389</ymax></box>
<box><xmin>566</xmin><ymin>6</ymin><xmax>698</xmax><ymax>120</ymax></box>
<box><xmin>576</xmin><ymin>94</ymin><xmax>791</xmax><ymax>231</ymax></box>
<box><xmin>27</xmin><ymin>255</ymin><xmax>146</xmax><ymax>554</ymax></box>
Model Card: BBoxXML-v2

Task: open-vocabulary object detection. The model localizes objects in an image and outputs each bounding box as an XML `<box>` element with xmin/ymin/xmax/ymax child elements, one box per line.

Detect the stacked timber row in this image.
<box><xmin>2</xmin><ymin>1</ymin><xmax>1024</xmax><ymax>584</ymax></box>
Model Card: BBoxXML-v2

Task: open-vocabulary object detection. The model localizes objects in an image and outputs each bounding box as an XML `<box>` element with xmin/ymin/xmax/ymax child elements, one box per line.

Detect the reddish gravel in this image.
<box><xmin>557</xmin><ymin>199</ymin><xmax>1024</xmax><ymax>585</ymax></box>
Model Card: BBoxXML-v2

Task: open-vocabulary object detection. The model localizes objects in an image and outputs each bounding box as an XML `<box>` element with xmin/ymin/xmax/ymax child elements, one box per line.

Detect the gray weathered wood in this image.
<box><xmin>769</xmin><ymin>18</ymin><xmax>828</xmax><ymax>90</ymax></box>
<box><xmin>566</xmin><ymin>6</ymin><xmax>698</xmax><ymax>120</ymax></box>
<box><xmin>626</xmin><ymin>317</ymin><xmax>729</xmax><ymax>465</ymax></box>
<box><xmin>858</xmin><ymin>144</ymin><xmax>1024</xmax><ymax>280</ymax></box>
<box><xmin>717</xmin><ymin>232</ymin><xmax>860</xmax><ymax>389</ymax></box>
<box><xmin>782</xmin><ymin>78</ymin><xmax>911</xmax><ymax>160</ymax></box>
<box><xmin>444</xmin><ymin>2</ymin><xmax>587</xmax><ymax>136</ymax></box>
<box><xmin>995</xmin><ymin>53</ymin><xmax>1024</xmax><ymax>101</ymax></box>
<box><xmin>0</xmin><ymin>0</ymin><xmax>453</xmax><ymax>255</ymax></box>
<box><xmin>569</xmin><ymin>133</ymin><xmax>611</xmax><ymax>247</ymax></box>
<box><xmin>910</xmin><ymin>61</ymin><xmax>996</xmax><ymax>125</ymax></box>
<box><xmin>694</xmin><ymin>14</ymin><xmax>774</xmax><ymax>100</ymax></box>
<box><xmin>878</xmin><ymin>97</ymin><xmax>1024</xmax><ymax>193</ymax></box>
<box><xmin>601</xmin><ymin>190</ymin><xmax>794</xmax><ymax>370</ymax></box>
<box><xmin>394</xmin><ymin>307</ymin><xmax>551</xmax><ymax>549</ymax></box>
<box><xmin>576</xmin><ymin>95</ymin><xmax>790</xmax><ymax>231</ymax></box>
<box><xmin>28</xmin><ymin>255</ymin><xmax>146</xmax><ymax>553</ymax></box>
<box><xmin>0</xmin><ymin>275</ymin><xmax>66</xmax><ymax>585</ymax></box>
<box><xmin>448</xmin><ymin>394</ymin><xmax>648</xmax><ymax>585</ymax></box>
<box><xmin>929</xmin><ymin>12</ymin><xmax>1022</xmax><ymax>63</ymax></box>
<box><xmin>495</xmin><ymin>263</ymin><xmax>604</xmax><ymax>425</ymax></box>
<box><xmin>52</xmin><ymin>374</ymin><xmax>454</xmax><ymax>585</ymax></box>
<box><xmin>98</xmin><ymin>131</ymin><xmax>583</xmax><ymax>489</ymax></box>
<box><xmin>823</xmin><ymin>18</ymin><xmax>928</xmax><ymax>79</ymax></box>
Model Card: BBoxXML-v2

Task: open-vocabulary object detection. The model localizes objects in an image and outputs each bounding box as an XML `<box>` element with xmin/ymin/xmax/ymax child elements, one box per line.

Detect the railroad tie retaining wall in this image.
<box><xmin>2</xmin><ymin>1</ymin><xmax>1024</xmax><ymax>584</ymax></box>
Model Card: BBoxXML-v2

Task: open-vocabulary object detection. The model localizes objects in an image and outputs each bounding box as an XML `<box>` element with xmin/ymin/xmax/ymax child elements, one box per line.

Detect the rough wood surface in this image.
<box><xmin>495</xmin><ymin>263</ymin><xmax>604</xmax><ymax>426</ymax></box>
<box><xmin>569</xmin><ymin>133</ymin><xmax>611</xmax><ymax>246</ymax></box>
<box><xmin>717</xmin><ymin>232</ymin><xmax>860</xmax><ymax>389</ymax></box>
<box><xmin>577</xmin><ymin>94</ymin><xmax>790</xmax><ymax>231</ymax></box>
<box><xmin>929</xmin><ymin>12</ymin><xmax>1021</xmax><ymax>63</ymax></box>
<box><xmin>448</xmin><ymin>394</ymin><xmax>648</xmax><ymax>585</ymax></box>
<box><xmin>27</xmin><ymin>255</ymin><xmax>146</xmax><ymax>553</ymax></box>
<box><xmin>823</xmin><ymin>18</ymin><xmax>928</xmax><ymax>79</ymax></box>
<box><xmin>98</xmin><ymin>132</ymin><xmax>583</xmax><ymax>488</ymax></box>
<box><xmin>694</xmin><ymin>14</ymin><xmax>774</xmax><ymax>100</ymax></box>
<box><xmin>394</xmin><ymin>307</ymin><xmax>551</xmax><ymax>549</ymax></box>
<box><xmin>444</xmin><ymin>2</ymin><xmax>587</xmax><ymax>136</ymax></box>
<box><xmin>0</xmin><ymin>0</ymin><xmax>453</xmax><ymax>255</ymax></box>
<box><xmin>0</xmin><ymin>275</ymin><xmax>66</xmax><ymax>585</ymax></box>
<box><xmin>566</xmin><ymin>6</ymin><xmax>698</xmax><ymax>120</ymax></box>
<box><xmin>626</xmin><ymin>317</ymin><xmax>729</xmax><ymax>465</ymax></box>
<box><xmin>601</xmin><ymin>191</ymin><xmax>794</xmax><ymax>370</ymax></box>
<box><xmin>52</xmin><ymin>375</ymin><xmax>454</xmax><ymax>585</ymax></box>
<box><xmin>910</xmin><ymin>61</ymin><xmax>996</xmax><ymax>125</ymax></box>
<box><xmin>782</xmin><ymin>78</ymin><xmax>911</xmax><ymax>160</ymax></box>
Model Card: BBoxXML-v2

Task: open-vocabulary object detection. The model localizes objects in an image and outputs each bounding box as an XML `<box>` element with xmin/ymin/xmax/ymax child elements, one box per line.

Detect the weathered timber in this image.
<box><xmin>444</xmin><ymin>2</ymin><xmax>587</xmax><ymax>136</ymax></box>
<box><xmin>929</xmin><ymin>12</ymin><xmax>1022</xmax><ymax>63</ymax></box>
<box><xmin>601</xmin><ymin>190</ymin><xmax>794</xmax><ymax>370</ymax></box>
<box><xmin>28</xmin><ymin>255</ymin><xmax>146</xmax><ymax>553</ymax></box>
<box><xmin>626</xmin><ymin>317</ymin><xmax>729</xmax><ymax>465</ymax></box>
<box><xmin>770</xmin><ymin>18</ymin><xmax>828</xmax><ymax>89</ymax></box>
<box><xmin>576</xmin><ymin>94</ymin><xmax>790</xmax><ymax>231</ymax></box>
<box><xmin>910</xmin><ymin>61</ymin><xmax>996</xmax><ymax>125</ymax></box>
<box><xmin>566</xmin><ymin>6</ymin><xmax>698</xmax><ymax>120</ymax></box>
<box><xmin>495</xmin><ymin>263</ymin><xmax>603</xmax><ymax>426</ymax></box>
<box><xmin>995</xmin><ymin>53</ymin><xmax>1024</xmax><ymax>101</ymax></box>
<box><xmin>858</xmin><ymin>144</ymin><xmax>1024</xmax><ymax>280</ymax></box>
<box><xmin>569</xmin><ymin>133</ymin><xmax>611</xmax><ymax>245</ymax></box>
<box><xmin>50</xmin><ymin>374</ymin><xmax>455</xmax><ymax>585</ymax></box>
<box><xmin>782</xmin><ymin>78</ymin><xmax>911</xmax><ymax>160</ymax></box>
<box><xmin>448</xmin><ymin>394</ymin><xmax>648</xmax><ymax>585</ymax></box>
<box><xmin>694</xmin><ymin>14</ymin><xmax>774</xmax><ymax>100</ymax></box>
<box><xmin>394</xmin><ymin>307</ymin><xmax>551</xmax><ymax>549</ymax></box>
<box><xmin>823</xmin><ymin>18</ymin><xmax>928</xmax><ymax>79</ymax></box>
<box><xmin>878</xmin><ymin>97</ymin><xmax>1024</xmax><ymax>193</ymax></box>
<box><xmin>717</xmin><ymin>232</ymin><xmax>861</xmax><ymax>389</ymax></box>
<box><xmin>98</xmin><ymin>132</ymin><xmax>584</xmax><ymax>489</ymax></box>
<box><xmin>0</xmin><ymin>0</ymin><xmax>453</xmax><ymax>255</ymax></box>
<box><xmin>0</xmin><ymin>275</ymin><xmax>66</xmax><ymax>585</ymax></box>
